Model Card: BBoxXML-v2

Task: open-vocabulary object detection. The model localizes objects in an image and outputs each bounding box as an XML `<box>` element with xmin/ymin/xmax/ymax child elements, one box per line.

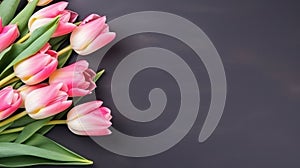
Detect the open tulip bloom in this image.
<box><xmin>0</xmin><ymin>0</ymin><xmax>116</xmax><ymax>167</ymax></box>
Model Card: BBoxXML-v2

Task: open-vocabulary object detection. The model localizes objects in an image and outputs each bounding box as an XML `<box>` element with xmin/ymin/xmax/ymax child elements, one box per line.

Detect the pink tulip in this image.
<box><xmin>18</xmin><ymin>83</ymin><xmax>48</xmax><ymax>107</ymax></box>
<box><xmin>14</xmin><ymin>43</ymin><xmax>58</xmax><ymax>85</ymax></box>
<box><xmin>0</xmin><ymin>17</ymin><xmax>20</xmax><ymax>52</ymax></box>
<box><xmin>67</xmin><ymin>101</ymin><xmax>112</xmax><ymax>136</ymax></box>
<box><xmin>49</xmin><ymin>60</ymin><xmax>96</xmax><ymax>97</ymax></box>
<box><xmin>25</xmin><ymin>83</ymin><xmax>72</xmax><ymax>119</ymax></box>
<box><xmin>28</xmin><ymin>2</ymin><xmax>78</xmax><ymax>37</ymax></box>
<box><xmin>0</xmin><ymin>86</ymin><xmax>22</xmax><ymax>120</ymax></box>
<box><xmin>70</xmin><ymin>14</ymin><xmax>116</xmax><ymax>55</ymax></box>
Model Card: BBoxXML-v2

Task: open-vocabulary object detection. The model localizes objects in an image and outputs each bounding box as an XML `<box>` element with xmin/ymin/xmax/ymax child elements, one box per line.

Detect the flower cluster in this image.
<box><xmin>0</xmin><ymin>0</ymin><xmax>115</xmax><ymax>166</ymax></box>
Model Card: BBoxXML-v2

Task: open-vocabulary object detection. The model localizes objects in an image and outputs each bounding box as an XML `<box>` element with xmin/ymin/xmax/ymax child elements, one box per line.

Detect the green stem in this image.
<box><xmin>16</xmin><ymin>33</ymin><xmax>31</xmax><ymax>43</ymax></box>
<box><xmin>46</xmin><ymin>120</ymin><xmax>67</xmax><ymax>125</ymax></box>
<box><xmin>57</xmin><ymin>45</ymin><xmax>72</xmax><ymax>56</ymax></box>
<box><xmin>2</xmin><ymin>77</ymin><xmax>19</xmax><ymax>87</ymax></box>
<box><xmin>0</xmin><ymin>111</ymin><xmax>27</xmax><ymax>127</ymax></box>
<box><xmin>0</xmin><ymin>73</ymin><xmax>16</xmax><ymax>87</ymax></box>
<box><xmin>0</xmin><ymin>127</ymin><xmax>24</xmax><ymax>135</ymax></box>
<box><xmin>0</xmin><ymin>120</ymin><xmax>67</xmax><ymax>135</ymax></box>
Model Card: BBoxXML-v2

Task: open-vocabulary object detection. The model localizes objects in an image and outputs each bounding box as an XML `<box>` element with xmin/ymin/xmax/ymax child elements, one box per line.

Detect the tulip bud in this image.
<box><xmin>28</xmin><ymin>0</ymin><xmax>53</xmax><ymax>6</ymax></box>
<box><xmin>49</xmin><ymin>60</ymin><xmax>96</xmax><ymax>97</ymax></box>
<box><xmin>0</xmin><ymin>86</ymin><xmax>22</xmax><ymax>120</ymax></box>
<box><xmin>14</xmin><ymin>43</ymin><xmax>58</xmax><ymax>85</ymax></box>
<box><xmin>70</xmin><ymin>14</ymin><xmax>116</xmax><ymax>55</ymax></box>
<box><xmin>18</xmin><ymin>83</ymin><xmax>48</xmax><ymax>107</ymax></box>
<box><xmin>28</xmin><ymin>2</ymin><xmax>78</xmax><ymax>37</ymax></box>
<box><xmin>67</xmin><ymin>101</ymin><xmax>112</xmax><ymax>136</ymax></box>
<box><xmin>0</xmin><ymin>17</ymin><xmax>20</xmax><ymax>52</ymax></box>
<box><xmin>25</xmin><ymin>83</ymin><xmax>72</xmax><ymax>119</ymax></box>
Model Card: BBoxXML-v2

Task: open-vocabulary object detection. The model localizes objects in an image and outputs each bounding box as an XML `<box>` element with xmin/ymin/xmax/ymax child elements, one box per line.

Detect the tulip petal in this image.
<box><xmin>76</xmin><ymin>32</ymin><xmax>116</xmax><ymax>55</ymax></box>
<box><xmin>0</xmin><ymin>24</ymin><xmax>19</xmax><ymax>52</ymax></box>
<box><xmin>52</xmin><ymin>21</ymin><xmax>76</xmax><ymax>37</ymax></box>
<box><xmin>31</xmin><ymin>2</ymin><xmax>68</xmax><ymax>19</ymax></box>
<box><xmin>24</xmin><ymin>59</ymin><xmax>57</xmax><ymax>85</ymax></box>
<box><xmin>70</xmin><ymin>16</ymin><xmax>106</xmax><ymax>50</ymax></box>
<box><xmin>67</xmin><ymin>101</ymin><xmax>103</xmax><ymax>121</ymax></box>
<box><xmin>67</xmin><ymin>88</ymin><xmax>90</xmax><ymax>97</ymax></box>
<box><xmin>25</xmin><ymin>83</ymin><xmax>63</xmax><ymax>113</ymax></box>
<box><xmin>68</xmin><ymin>126</ymin><xmax>111</xmax><ymax>136</ymax></box>
<box><xmin>29</xmin><ymin>100</ymin><xmax>72</xmax><ymax>119</ymax></box>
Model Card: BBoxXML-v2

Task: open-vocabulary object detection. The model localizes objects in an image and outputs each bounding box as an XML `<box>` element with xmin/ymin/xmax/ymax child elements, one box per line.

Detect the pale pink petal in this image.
<box><xmin>18</xmin><ymin>56</ymin><xmax>58</xmax><ymax>85</ymax></box>
<box><xmin>67</xmin><ymin>101</ymin><xmax>103</xmax><ymax>121</ymax></box>
<box><xmin>29</xmin><ymin>17</ymin><xmax>53</xmax><ymax>33</ymax></box>
<box><xmin>70</xmin><ymin>16</ymin><xmax>106</xmax><ymax>50</ymax></box>
<box><xmin>68</xmin><ymin>10</ymin><xmax>78</xmax><ymax>22</ymax></box>
<box><xmin>0</xmin><ymin>24</ymin><xmax>19</xmax><ymax>52</ymax></box>
<box><xmin>76</xmin><ymin>32</ymin><xmax>116</xmax><ymax>55</ymax></box>
<box><xmin>29</xmin><ymin>100</ymin><xmax>72</xmax><ymax>119</ymax></box>
<box><xmin>31</xmin><ymin>1</ymin><xmax>68</xmax><ymax>19</ymax></box>
<box><xmin>25</xmin><ymin>83</ymin><xmax>63</xmax><ymax>113</ymax></box>
<box><xmin>38</xmin><ymin>43</ymin><xmax>51</xmax><ymax>54</ymax></box>
<box><xmin>67</xmin><ymin>88</ymin><xmax>90</xmax><ymax>97</ymax></box>
<box><xmin>68</xmin><ymin>126</ymin><xmax>111</xmax><ymax>136</ymax></box>
<box><xmin>52</xmin><ymin>21</ymin><xmax>76</xmax><ymax>37</ymax></box>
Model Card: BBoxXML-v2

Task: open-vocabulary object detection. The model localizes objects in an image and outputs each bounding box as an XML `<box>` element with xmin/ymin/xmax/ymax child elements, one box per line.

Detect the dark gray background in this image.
<box><xmin>40</xmin><ymin>0</ymin><xmax>300</xmax><ymax>167</ymax></box>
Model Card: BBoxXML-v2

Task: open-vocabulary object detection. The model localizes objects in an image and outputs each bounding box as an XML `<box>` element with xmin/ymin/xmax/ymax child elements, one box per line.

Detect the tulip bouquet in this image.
<box><xmin>0</xmin><ymin>0</ymin><xmax>115</xmax><ymax>167</ymax></box>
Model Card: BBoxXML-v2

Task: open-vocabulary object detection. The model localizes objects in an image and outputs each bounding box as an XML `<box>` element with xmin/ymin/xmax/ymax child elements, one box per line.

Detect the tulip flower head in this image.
<box><xmin>0</xmin><ymin>17</ymin><xmax>20</xmax><ymax>52</ymax></box>
<box><xmin>18</xmin><ymin>83</ymin><xmax>48</xmax><ymax>107</ymax></box>
<box><xmin>25</xmin><ymin>83</ymin><xmax>72</xmax><ymax>119</ymax></box>
<box><xmin>14</xmin><ymin>43</ymin><xmax>58</xmax><ymax>85</ymax></box>
<box><xmin>28</xmin><ymin>1</ymin><xmax>78</xmax><ymax>37</ymax></box>
<box><xmin>0</xmin><ymin>86</ymin><xmax>22</xmax><ymax>120</ymax></box>
<box><xmin>67</xmin><ymin>101</ymin><xmax>112</xmax><ymax>136</ymax></box>
<box><xmin>70</xmin><ymin>14</ymin><xmax>116</xmax><ymax>55</ymax></box>
<box><xmin>49</xmin><ymin>60</ymin><xmax>96</xmax><ymax>97</ymax></box>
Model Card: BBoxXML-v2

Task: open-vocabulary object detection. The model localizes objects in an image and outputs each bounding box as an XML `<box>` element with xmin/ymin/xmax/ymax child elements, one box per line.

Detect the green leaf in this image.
<box><xmin>0</xmin><ymin>134</ymin><xmax>93</xmax><ymax>167</ymax></box>
<box><xmin>0</xmin><ymin>0</ymin><xmax>20</xmax><ymax>25</ymax></box>
<box><xmin>9</xmin><ymin>115</ymin><xmax>35</xmax><ymax>128</ymax></box>
<box><xmin>10</xmin><ymin>0</ymin><xmax>38</xmax><ymax>36</ymax></box>
<box><xmin>14</xmin><ymin>117</ymin><xmax>52</xmax><ymax>144</ymax></box>
<box><xmin>0</xmin><ymin>133</ymin><xmax>18</xmax><ymax>142</ymax></box>
<box><xmin>0</xmin><ymin>45</ymin><xmax>12</xmax><ymax>61</ymax></box>
<box><xmin>0</xmin><ymin>156</ymin><xmax>92</xmax><ymax>167</ymax></box>
<box><xmin>0</xmin><ymin>122</ymin><xmax>13</xmax><ymax>133</ymax></box>
<box><xmin>94</xmin><ymin>69</ymin><xmax>105</xmax><ymax>82</ymax></box>
<box><xmin>49</xmin><ymin>35</ymin><xmax>69</xmax><ymax>51</ymax></box>
<box><xmin>58</xmin><ymin>49</ymin><xmax>73</xmax><ymax>68</ymax></box>
<box><xmin>38</xmin><ymin>109</ymin><xmax>70</xmax><ymax>135</ymax></box>
<box><xmin>0</xmin><ymin>17</ymin><xmax>59</xmax><ymax>79</ymax></box>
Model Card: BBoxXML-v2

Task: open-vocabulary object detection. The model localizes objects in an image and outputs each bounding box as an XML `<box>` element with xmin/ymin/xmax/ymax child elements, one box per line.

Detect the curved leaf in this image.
<box><xmin>15</xmin><ymin>117</ymin><xmax>52</xmax><ymax>144</ymax></box>
<box><xmin>0</xmin><ymin>134</ymin><xmax>92</xmax><ymax>167</ymax></box>
<box><xmin>10</xmin><ymin>0</ymin><xmax>38</xmax><ymax>36</ymax></box>
<box><xmin>0</xmin><ymin>0</ymin><xmax>20</xmax><ymax>25</ymax></box>
<box><xmin>0</xmin><ymin>17</ymin><xmax>59</xmax><ymax>79</ymax></box>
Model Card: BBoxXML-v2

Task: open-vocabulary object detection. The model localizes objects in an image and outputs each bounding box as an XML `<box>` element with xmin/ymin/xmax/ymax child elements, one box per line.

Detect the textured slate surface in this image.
<box><xmin>36</xmin><ymin>0</ymin><xmax>300</xmax><ymax>167</ymax></box>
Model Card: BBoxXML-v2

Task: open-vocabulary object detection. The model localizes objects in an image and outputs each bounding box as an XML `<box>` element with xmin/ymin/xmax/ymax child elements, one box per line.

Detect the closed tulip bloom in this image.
<box><xmin>28</xmin><ymin>2</ymin><xmax>78</xmax><ymax>37</ymax></box>
<box><xmin>49</xmin><ymin>60</ymin><xmax>96</xmax><ymax>97</ymax></box>
<box><xmin>25</xmin><ymin>83</ymin><xmax>72</xmax><ymax>119</ymax></box>
<box><xmin>28</xmin><ymin>0</ymin><xmax>53</xmax><ymax>6</ymax></box>
<box><xmin>18</xmin><ymin>83</ymin><xmax>48</xmax><ymax>107</ymax></box>
<box><xmin>70</xmin><ymin>14</ymin><xmax>116</xmax><ymax>55</ymax></box>
<box><xmin>67</xmin><ymin>101</ymin><xmax>112</xmax><ymax>136</ymax></box>
<box><xmin>0</xmin><ymin>86</ymin><xmax>22</xmax><ymax>120</ymax></box>
<box><xmin>14</xmin><ymin>43</ymin><xmax>58</xmax><ymax>85</ymax></box>
<box><xmin>0</xmin><ymin>17</ymin><xmax>20</xmax><ymax>52</ymax></box>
